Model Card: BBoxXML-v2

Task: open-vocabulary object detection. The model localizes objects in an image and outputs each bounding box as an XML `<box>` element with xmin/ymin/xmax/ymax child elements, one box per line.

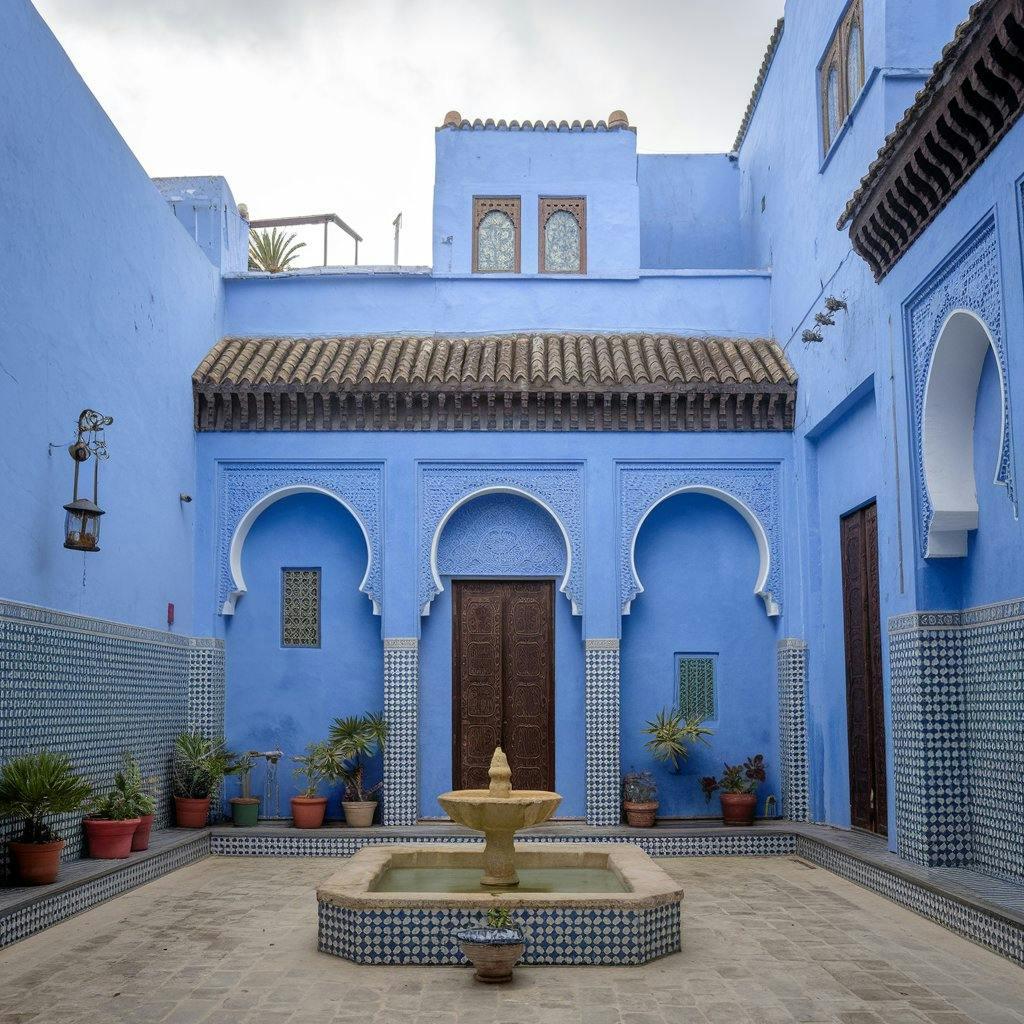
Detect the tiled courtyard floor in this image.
<box><xmin>1</xmin><ymin>855</ymin><xmax>1022</xmax><ymax>1024</ymax></box>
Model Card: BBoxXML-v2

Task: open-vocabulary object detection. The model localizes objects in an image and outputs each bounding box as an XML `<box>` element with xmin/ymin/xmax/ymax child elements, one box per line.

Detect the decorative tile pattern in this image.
<box><xmin>777</xmin><ymin>639</ymin><xmax>809</xmax><ymax>822</ymax></box>
<box><xmin>0</xmin><ymin>600</ymin><xmax>223</xmax><ymax>870</ymax></box>
<box><xmin>617</xmin><ymin>461</ymin><xmax>783</xmax><ymax>616</ymax></box>
<box><xmin>904</xmin><ymin>217</ymin><xmax>1015</xmax><ymax>554</ymax></box>
<box><xmin>585</xmin><ymin>640</ymin><xmax>620</xmax><ymax>827</ymax></box>
<box><xmin>216</xmin><ymin>461</ymin><xmax>384</xmax><ymax>615</ymax></box>
<box><xmin>418</xmin><ymin>462</ymin><xmax>585</xmax><ymax>615</ymax></box>
<box><xmin>383</xmin><ymin>639</ymin><xmax>418</xmax><ymax>827</ymax></box>
<box><xmin>678</xmin><ymin>655</ymin><xmax>716</xmax><ymax>723</ymax></box>
<box><xmin>281</xmin><ymin>568</ymin><xmax>321</xmax><ymax>647</ymax></box>
<box><xmin>318</xmin><ymin>900</ymin><xmax>680</xmax><ymax>965</ymax></box>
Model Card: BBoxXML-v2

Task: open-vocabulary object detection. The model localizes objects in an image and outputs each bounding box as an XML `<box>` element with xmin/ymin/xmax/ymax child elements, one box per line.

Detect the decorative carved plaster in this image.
<box><xmin>216</xmin><ymin>462</ymin><xmax>384</xmax><ymax>616</ymax></box>
<box><xmin>418</xmin><ymin>463</ymin><xmax>584</xmax><ymax>615</ymax></box>
<box><xmin>905</xmin><ymin>219</ymin><xmax>1015</xmax><ymax>558</ymax></box>
<box><xmin>617</xmin><ymin>461</ymin><xmax>782</xmax><ymax>617</ymax></box>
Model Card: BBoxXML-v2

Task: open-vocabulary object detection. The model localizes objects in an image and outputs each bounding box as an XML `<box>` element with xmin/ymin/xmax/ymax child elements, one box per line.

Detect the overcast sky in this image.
<box><xmin>34</xmin><ymin>0</ymin><xmax>785</xmax><ymax>267</ymax></box>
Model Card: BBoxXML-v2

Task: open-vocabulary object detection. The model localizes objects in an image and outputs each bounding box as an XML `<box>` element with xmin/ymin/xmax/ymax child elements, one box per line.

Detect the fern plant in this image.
<box><xmin>642</xmin><ymin>708</ymin><xmax>712</xmax><ymax>772</ymax></box>
<box><xmin>248</xmin><ymin>228</ymin><xmax>305</xmax><ymax>272</ymax></box>
<box><xmin>0</xmin><ymin>752</ymin><xmax>92</xmax><ymax>843</ymax></box>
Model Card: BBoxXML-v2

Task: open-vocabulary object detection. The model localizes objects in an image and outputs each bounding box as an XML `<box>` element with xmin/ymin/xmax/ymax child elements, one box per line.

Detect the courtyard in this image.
<box><xmin>2</xmin><ymin>856</ymin><xmax>1022</xmax><ymax>1024</ymax></box>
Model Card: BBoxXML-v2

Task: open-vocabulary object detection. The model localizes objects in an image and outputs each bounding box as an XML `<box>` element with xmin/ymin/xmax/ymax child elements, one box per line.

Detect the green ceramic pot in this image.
<box><xmin>230</xmin><ymin>798</ymin><xmax>260</xmax><ymax>827</ymax></box>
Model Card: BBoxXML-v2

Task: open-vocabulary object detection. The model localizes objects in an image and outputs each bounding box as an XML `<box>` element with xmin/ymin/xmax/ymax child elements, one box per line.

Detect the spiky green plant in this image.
<box><xmin>642</xmin><ymin>707</ymin><xmax>713</xmax><ymax>772</ymax></box>
<box><xmin>248</xmin><ymin>228</ymin><xmax>305</xmax><ymax>272</ymax></box>
<box><xmin>328</xmin><ymin>712</ymin><xmax>388</xmax><ymax>802</ymax></box>
<box><xmin>0</xmin><ymin>752</ymin><xmax>92</xmax><ymax>843</ymax></box>
<box><xmin>171</xmin><ymin>733</ymin><xmax>239</xmax><ymax>800</ymax></box>
<box><xmin>89</xmin><ymin>753</ymin><xmax>155</xmax><ymax>820</ymax></box>
<box><xmin>292</xmin><ymin>742</ymin><xmax>348</xmax><ymax>799</ymax></box>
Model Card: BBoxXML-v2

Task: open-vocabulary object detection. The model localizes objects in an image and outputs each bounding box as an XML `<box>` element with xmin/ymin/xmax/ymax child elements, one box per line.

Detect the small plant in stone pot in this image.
<box><xmin>229</xmin><ymin>754</ymin><xmax>259</xmax><ymax>828</ymax></box>
<box><xmin>171</xmin><ymin>733</ymin><xmax>238</xmax><ymax>828</ymax></box>
<box><xmin>455</xmin><ymin>905</ymin><xmax>525</xmax><ymax>984</ymax></box>
<box><xmin>700</xmin><ymin>754</ymin><xmax>766</xmax><ymax>826</ymax></box>
<box><xmin>0</xmin><ymin>751</ymin><xmax>92</xmax><ymax>885</ymax></box>
<box><xmin>329</xmin><ymin>712</ymin><xmax>388</xmax><ymax>828</ymax></box>
<box><xmin>84</xmin><ymin>754</ymin><xmax>155</xmax><ymax>858</ymax></box>
<box><xmin>291</xmin><ymin>742</ymin><xmax>342</xmax><ymax>829</ymax></box>
<box><xmin>622</xmin><ymin>769</ymin><xmax>658</xmax><ymax>828</ymax></box>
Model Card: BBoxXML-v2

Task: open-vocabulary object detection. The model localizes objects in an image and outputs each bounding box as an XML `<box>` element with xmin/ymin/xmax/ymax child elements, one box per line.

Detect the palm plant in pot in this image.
<box><xmin>0</xmin><ymin>751</ymin><xmax>92</xmax><ymax>885</ymax></box>
<box><xmin>328</xmin><ymin>712</ymin><xmax>387</xmax><ymax>828</ymax></box>
<box><xmin>171</xmin><ymin>732</ymin><xmax>237</xmax><ymax>828</ymax></box>
<box><xmin>291</xmin><ymin>742</ymin><xmax>341</xmax><ymax>828</ymax></box>
<box><xmin>229</xmin><ymin>754</ymin><xmax>259</xmax><ymax>827</ymax></box>
<box><xmin>84</xmin><ymin>753</ymin><xmax>154</xmax><ymax>859</ymax></box>
<box><xmin>700</xmin><ymin>754</ymin><xmax>767</xmax><ymax>826</ymax></box>
<box><xmin>621</xmin><ymin>769</ymin><xmax>658</xmax><ymax>828</ymax></box>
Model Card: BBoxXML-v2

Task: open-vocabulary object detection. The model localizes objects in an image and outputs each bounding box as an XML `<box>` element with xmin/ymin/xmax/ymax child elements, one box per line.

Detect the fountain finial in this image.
<box><xmin>488</xmin><ymin>747</ymin><xmax>512</xmax><ymax>798</ymax></box>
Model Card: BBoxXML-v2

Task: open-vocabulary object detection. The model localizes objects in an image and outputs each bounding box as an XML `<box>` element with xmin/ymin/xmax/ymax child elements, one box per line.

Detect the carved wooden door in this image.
<box><xmin>840</xmin><ymin>503</ymin><xmax>888</xmax><ymax>835</ymax></box>
<box><xmin>453</xmin><ymin>580</ymin><xmax>554</xmax><ymax>792</ymax></box>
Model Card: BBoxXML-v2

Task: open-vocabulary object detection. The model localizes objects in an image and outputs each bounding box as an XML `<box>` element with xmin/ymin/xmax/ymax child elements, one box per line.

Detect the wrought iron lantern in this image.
<box><xmin>63</xmin><ymin>409</ymin><xmax>113</xmax><ymax>552</ymax></box>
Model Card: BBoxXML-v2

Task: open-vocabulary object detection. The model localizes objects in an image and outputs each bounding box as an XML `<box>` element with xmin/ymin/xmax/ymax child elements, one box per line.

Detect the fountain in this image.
<box><xmin>436</xmin><ymin>747</ymin><xmax>561</xmax><ymax>887</ymax></box>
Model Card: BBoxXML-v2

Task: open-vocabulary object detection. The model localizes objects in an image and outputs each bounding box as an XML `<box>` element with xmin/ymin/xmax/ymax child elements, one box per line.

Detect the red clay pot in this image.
<box><xmin>131</xmin><ymin>813</ymin><xmax>155</xmax><ymax>851</ymax></box>
<box><xmin>84</xmin><ymin>818</ymin><xmax>141</xmax><ymax>859</ymax></box>
<box><xmin>720</xmin><ymin>792</ymin><xmax>757</xmax><ymax>826</ymax></box>
<box><xmin>291</xmin><ymin>796</ymin><xmax>327</xmax><ymax>829</ymax></box>
<box><xmin>623</xmin><ymin>801</ymin><xmax>658</xmax><ymax>828</ymax></box>
<box><xmin>174</xmin><ymin>796</ymin><xmax>211</xmax><ymax>828</ymax></box>
<box><xmin>8</xmin><ymin>839</ymin><xmax>65</xmax><ymax>885</ymax></box>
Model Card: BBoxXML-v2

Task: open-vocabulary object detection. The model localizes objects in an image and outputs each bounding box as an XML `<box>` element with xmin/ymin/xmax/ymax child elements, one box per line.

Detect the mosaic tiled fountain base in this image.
<box><xmin>316</xmin><ymin>843</ymin><xmax>683</xmax><ymax>965</ymax></box>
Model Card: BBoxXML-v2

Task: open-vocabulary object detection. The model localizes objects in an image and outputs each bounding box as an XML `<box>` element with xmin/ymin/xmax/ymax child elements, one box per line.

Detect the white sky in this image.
<box><xmin>34</xmin><ymin>0</ymin><xmax>785</xmax><ymax>267</ymax></box>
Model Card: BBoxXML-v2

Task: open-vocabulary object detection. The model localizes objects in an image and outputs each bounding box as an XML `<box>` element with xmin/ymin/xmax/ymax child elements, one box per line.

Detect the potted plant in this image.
<box><xmin>291</xmin><ymin>742</ymin><xmax>339</xmax><ymax>828</ymax></box>
<box><xmin>455</xmin><ymin>905</ymin><xmax>525</xmax><ymax>984</ymax></box>
<box><xmin>621</xmin><ymin>769</ymin><xmax>658</xmax><ymax>828</ymax></box>
<box><xmin>229</xmin><ymin>754</ymin><xmax>259</xmax><ymax>828</ymax></box>
<box><xmin>328</xmin><ymin>712</ymin><xmax>388</xmax><ymax>828</ymax></box>
<box><xmin>642</xmin><ymin>707</ymin><xmax>712</xmax><ymax>771</ymax></box>
<box><xmin>0</xmin><ymin>751</ymin><xmax>92</xmax><ymax>885</ymax></box>
<box><xmin>84</xmin><ymin>779</ymin><xmax>140</xmax><ymax>860</ymax></box>
<box><xmin>700</xmin><ymin>754</ymin><xmax>767</xmax><ymax>826</ymax></box>
<box><xmin>107</xmin><ymin>753</ymin><xmax>157</xmax><ymax>851</ymax></box>
<box><xmin>171</xmin><ymin>732</ymin><xmax>237</xmax><ymax>828</ymax></box>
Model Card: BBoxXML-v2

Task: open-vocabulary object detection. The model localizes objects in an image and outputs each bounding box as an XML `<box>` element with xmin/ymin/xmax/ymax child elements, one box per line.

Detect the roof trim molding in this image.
<box><xmin>732</xmin><ymin>18</ymin><xmax>785</xmax><ymax>154</ymax></box>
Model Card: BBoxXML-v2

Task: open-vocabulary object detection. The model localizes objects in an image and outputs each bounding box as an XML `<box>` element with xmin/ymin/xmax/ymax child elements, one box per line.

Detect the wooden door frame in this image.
<box><xmin>451</xmin><ymin>578</ymin><xmax>556</xmax><ymax>791</ymax></box>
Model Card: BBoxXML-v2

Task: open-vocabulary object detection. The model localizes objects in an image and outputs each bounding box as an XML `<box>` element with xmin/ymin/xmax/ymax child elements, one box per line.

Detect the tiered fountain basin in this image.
<box><xmin>316</xmin><ymin>842</ymin><xmax>683</xmax><ymax>965</ymax></box>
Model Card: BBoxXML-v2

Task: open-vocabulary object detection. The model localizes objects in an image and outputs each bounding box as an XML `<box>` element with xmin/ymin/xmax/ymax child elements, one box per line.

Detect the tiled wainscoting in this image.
<box><xmin>0</xmin><ymin>600</ymin><xmax>224</xmax><ymax>868</ymax></box>
<box><xmin>889</xmin><ymin>600</ymin><xmax>1024</xmax><ymax>883</ymax></box>
<box><xmin>777</xmin><ymin>638</ymin><xmax>809</xmax><ymax>822</ymax></box>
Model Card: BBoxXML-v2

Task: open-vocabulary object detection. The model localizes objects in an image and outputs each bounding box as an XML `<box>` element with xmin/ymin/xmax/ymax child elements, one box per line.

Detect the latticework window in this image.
<box><xmin>678</xmin><ymin>655</ymin><xmax>716</xmax><ymax>722</ymax></box>
<box><xmin>473</xmin><ymin>197</ymin><xmax>521</xmax><ymax>273</ymax></box>
<box><xmin>539</xmin><ymin>197</ymin><xmax>586</xmax><ymax>274</ymax></box>
<box><xmin>820</xmin><ymin>0</ymin><xmax>865</xmax><ymax>155</ymax></box>
<box><xmin>281</xmin><ymin>568</ymin><xmax>321</xmax><ymax>647</ymax></box>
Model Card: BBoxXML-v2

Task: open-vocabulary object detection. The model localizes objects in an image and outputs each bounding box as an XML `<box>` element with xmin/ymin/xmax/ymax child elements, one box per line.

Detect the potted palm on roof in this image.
<box><xmin>0</xmin><ymin>751</ymin><xmax>92</xmax><ymax>885</ymax></box>
<box><xmin>328</xmin><ymin>712</ymin><xmax>388</xmax><ymax>828</ymax></box>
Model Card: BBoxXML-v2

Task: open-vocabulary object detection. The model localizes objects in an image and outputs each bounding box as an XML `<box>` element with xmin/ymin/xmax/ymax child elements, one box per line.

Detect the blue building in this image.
<box><xmin>2</xmin><ymin>0</ymin><xmax>1024</xmax><ymax>908</ymax></box>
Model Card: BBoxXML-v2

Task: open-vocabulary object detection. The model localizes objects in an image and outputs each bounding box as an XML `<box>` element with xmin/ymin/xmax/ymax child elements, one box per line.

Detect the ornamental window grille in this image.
<box><xmin>677</xmin><ymin>654</ymin><xmax>716</xmax><ymax>722</ymax></box>
<box><xmin>281</xmin><ymin>568</ymin><xmax>321</xmax><ymax>647</ymax></box>
<box><xmin>820</xmin><ymin>0</ymin><xmax>865</xmax><ymax>155</ymax></box>
<box><xmin>473</xmin><ymin>197</ymin><xmax>521</xmax><ymax>273</ymax></box>
<box><xmin>539</xmin><ymin>197</ymin><xmax>586</xmax><ymax>274</ymax></box>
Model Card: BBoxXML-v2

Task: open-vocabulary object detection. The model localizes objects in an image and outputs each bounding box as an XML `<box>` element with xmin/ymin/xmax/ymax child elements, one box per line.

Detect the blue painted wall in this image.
<box><xmin>223</xmin><ymin>492</ymin><xmax>383</xmax><ymax>818</ymax></box>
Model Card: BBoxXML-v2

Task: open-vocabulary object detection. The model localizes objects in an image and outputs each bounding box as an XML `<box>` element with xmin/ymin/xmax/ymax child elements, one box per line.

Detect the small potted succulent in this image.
<box><xmin>229</xmin><ymin>754</ymin><xmax>259</xmax><ymax>828</ymax></box>
<box><xmin>291</xmin><ymin>742</ymin><xmax>341</xmax><ymax>828</ymax></box>
<box><xmin>84</xmin><ymin>783</ymin><xmax>140</xmax><ymax>860</ymax></box>
<box><xmin>642</xmin><ymin>707</ymin><xmax>712</xmax><ymax>771</ymax></box>
<box><xmin>622</xmin><ymin>769</ymin><xmax>658</xmax><ymax>828</ymax></box>
<box><xmin>0</xmin><ymin>751</ymin><xmax>92</xmax><ymax>885</ymax></box>
<box><xmin>455</xmin><ymin>905</ymin><xmax>525</xmax><ymax>984</ymax></box>
<box><xmin>329</xmin><ymin>712</ymin><xmax>388</xmax><ymax>828</ymax></box>
<box><xmin>107</xmin><ymin>754</ymin><xmax>157</xmax><ymax>851</ymax></box>
<box><xmin>171</xmin><ymin>732</ymin><xmax>238</xmax><ymax>828</ymax></box>
<box><xmin>700</xmin><ymin>754</ymin><xmax>767</xmax><ymax>826</ymax></box>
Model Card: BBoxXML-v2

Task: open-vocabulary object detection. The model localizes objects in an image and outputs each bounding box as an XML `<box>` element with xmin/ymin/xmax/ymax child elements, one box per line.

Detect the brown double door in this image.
<box><xmin>840</xmin><ymin>502</ymin><xmax>888</xmax><ymax>835</ymax></box>
<box><xmin>452</xmin><ymin>580</ymin><xmax>555</xmax><ymax>792</ymax></box>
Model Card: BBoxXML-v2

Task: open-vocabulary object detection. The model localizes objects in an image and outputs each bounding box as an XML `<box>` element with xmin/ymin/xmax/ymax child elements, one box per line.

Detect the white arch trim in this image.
<box><xmin>922</xmin><ymin>309</ymin><xmax>1008</xmax><ymax>558</ymax></box>
<box><xmin>222</xmin><ymin>485</ymin><xmax>376</xmax><ymax>615</ymax></box>
<box><xmin>425</xmin><ymin>485</ymin><xmax>577</xmax><ymax>615</ymax></box>
<box><xmin>624</xmin><ymin>484</ymin><xmax>778</xmax><ymax>617</ymax></box>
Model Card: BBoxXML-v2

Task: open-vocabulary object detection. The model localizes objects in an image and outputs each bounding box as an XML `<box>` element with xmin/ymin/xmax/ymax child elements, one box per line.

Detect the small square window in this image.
<box><xmin>539</xmin><ymin>197</ymin><xmax>586</xmax><ymax>274</ymax></box>
<box><xmin>282</xmin><ymin>568</ymin><xmax>321</xmax><ymax>647</ymax></box>
<box><xmin>473</xmin><ymin>196</ymin><xmax>521</xmax><ymax>273</ymax></box>
<box><xmin>677</xmin><ymin>654</ymin><xmax>716</xmax><ymax>722</ymax></box>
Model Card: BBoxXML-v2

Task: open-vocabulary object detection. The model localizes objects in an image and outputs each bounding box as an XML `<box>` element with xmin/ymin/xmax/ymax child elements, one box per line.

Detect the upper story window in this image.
<box><xmin>820</xmin><ymin>0</ymin><xmax>866</xmax><ymax>155</ymax></box>
<box><xmin>473</xmin><ymin>196</ymin><xmax>520</xmax><ymax>273</ymax></box>
<box><xmin>539</xmin><ymin>197</ymin><xmax>586</xmax><ymax>274</ymax></box>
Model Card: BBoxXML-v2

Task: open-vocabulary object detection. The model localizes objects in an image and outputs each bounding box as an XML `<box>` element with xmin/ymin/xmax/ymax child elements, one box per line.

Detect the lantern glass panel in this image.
<box><xmin>64</xmin><ymin>506</ymin><xmax>102</xmax><ymax>551</ymax></box>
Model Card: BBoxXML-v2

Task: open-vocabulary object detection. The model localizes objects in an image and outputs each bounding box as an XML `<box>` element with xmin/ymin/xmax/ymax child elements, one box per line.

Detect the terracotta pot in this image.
<box><xmin>455</xmin><ymin>929</ymin><xmax>525</xmax><ymax>983</ymax></box>
<box><xmin>84</xmin><ymin>818</ymin><xmax>141</xmax><ymax>859</ymax></box>
<box><xmin>8</xmin><ymin>839</ymin><xmax>65</xmax><ymax>886</ymax></box>
<box><xmin>342</xmin><ymin>801</ymin><xmax>377</xmax><ymax>828</ymax></box>
<box><xmin>291</xmin><ymin>796</ymin><xmax>327</xmax><ymax>829</ymax></box>
<box><xmin>720</xmin><ymin>792</ymin><xmax>757</xmax><ymax>826</ymax></box>
<box><xmin>174</xmin><ymin>796</ymin><xmax>211</xmax><ymax>828</ymax></box>
<box><xmin>131</xmin><ymin>813</ymin><xmax>154</xmax><ymax>851</ymax></box>
<box><xmin>230</xmin><ymin>797</ymin><xmax>260</xmax><ymax>827</ymax></box>
<box><xmin>623</xmin><ymin>800</ymin><xmax>658</xmax><ymax>828</ymax></box>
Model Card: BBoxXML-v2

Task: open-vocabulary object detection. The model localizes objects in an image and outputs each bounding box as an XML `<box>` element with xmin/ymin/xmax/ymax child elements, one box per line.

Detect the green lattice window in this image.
<box><xmin>677</xmin><ymin>655</ymin><xmax>716</xmax><ymax>721</ymax></box>
<box><xmin>281</xmin><ymin>568</ymin><xmax>321</xmax><ymax>648</ymax></box>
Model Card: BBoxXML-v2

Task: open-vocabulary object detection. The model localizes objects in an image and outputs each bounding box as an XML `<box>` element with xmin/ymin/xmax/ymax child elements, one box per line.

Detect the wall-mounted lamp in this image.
<box><xmin>63</xmin><ymin>409</ymin><xmax>113</xmax><ymax>552</ymax></box>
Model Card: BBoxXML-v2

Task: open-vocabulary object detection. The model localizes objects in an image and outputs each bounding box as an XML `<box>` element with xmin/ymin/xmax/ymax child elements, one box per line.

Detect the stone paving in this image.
<box><xmin>0</xmin><ymin>855</ymin><xmax>1022</xmax><ymax>1024</ymax></box>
